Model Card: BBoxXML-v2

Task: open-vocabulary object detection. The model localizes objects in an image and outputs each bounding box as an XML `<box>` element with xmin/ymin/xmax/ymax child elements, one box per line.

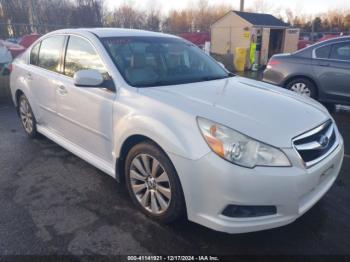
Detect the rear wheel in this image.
<box><xmin>18</xmin><ymin>94</ymin><xmax>38</xmax><ymax>138</ymax></box>
<box><xmin>286</xmin><ymin>78</ymin><xmax>317</xmax><ymax>98</ymax></box>
<box><xmin>125</xmin><ymin>141</ymin><xmax>185</xmax><ymax>223</ymax></box>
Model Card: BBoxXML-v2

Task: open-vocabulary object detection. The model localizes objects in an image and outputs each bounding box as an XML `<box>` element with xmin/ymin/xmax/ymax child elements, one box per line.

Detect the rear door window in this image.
<box><xmin>315</xmin><ymin>45</ymin><xmax>331</xmax><ymax>59</ymax></box>
<box><xmin>30</xmin><ymin>42</ymin><xmax>41</xmax><ymax>66</ymax></box>
<box><xmin>330</xmin><ymin>42</ymin><xmax>350</xmax><ymax>61</ymax></box>
<box><xmin>37</xmin><ymin>35</ymin><xmax>65</xmax><ymax>73</ymax></box>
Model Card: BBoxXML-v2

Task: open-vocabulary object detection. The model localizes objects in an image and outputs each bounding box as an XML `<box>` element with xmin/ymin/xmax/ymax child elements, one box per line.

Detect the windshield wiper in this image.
<box><xmin>135</xmin><ymin>73</ymin><xmax>235</xmax><ymax>88</ymax></box>
<box><xmin>199</xmin><ymin>74</ymin><xmax>233</xmax><ymax>81</ymax></box>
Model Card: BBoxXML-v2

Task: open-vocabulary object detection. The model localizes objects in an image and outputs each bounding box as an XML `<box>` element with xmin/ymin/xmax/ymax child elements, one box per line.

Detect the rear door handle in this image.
<box><xmin>57</xmin><ymin>85</ymin><xmax>68</xmax><ymax>95</ymax></box>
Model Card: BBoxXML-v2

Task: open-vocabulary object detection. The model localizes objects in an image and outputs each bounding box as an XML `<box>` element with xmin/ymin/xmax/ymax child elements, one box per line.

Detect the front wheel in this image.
<box><xmin>125</xmin><ymin>141</ymin><xmax>185</xmax><ymax>223</ymax></box>
<box><xmin>286</xmin><ymin>78</ymin><xmax>317</xmax><ymax>98</ymax></box>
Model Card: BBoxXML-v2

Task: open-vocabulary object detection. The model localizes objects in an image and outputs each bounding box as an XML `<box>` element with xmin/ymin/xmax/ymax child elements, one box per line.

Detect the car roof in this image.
<box><xmin>315</xmin><ymin>36</ymin><xmax>350</xmax><ymax>45</ymax></box>
<box><xmin>49</xmin><ymin>28</ymin><xmax>178</xmax><ymax>39</ymax></box>
<box><xmin>294</xmin><ymin>36</ymin><xmax>350</xmax><ymax>58</ymax></box>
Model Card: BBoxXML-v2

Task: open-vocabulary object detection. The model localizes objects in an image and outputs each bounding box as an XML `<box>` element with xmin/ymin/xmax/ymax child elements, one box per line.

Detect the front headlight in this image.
<box><xmin>197</xmin><ymin>117</ymin><xmax>291</xmax><ymax>168</ymax></box>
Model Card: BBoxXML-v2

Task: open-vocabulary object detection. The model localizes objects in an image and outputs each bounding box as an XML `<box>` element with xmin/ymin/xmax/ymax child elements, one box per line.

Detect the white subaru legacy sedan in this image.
<box><xmin>10</xmin><ymin>28</ymin><xmax>344</xmax><ymax>233</ymax></box>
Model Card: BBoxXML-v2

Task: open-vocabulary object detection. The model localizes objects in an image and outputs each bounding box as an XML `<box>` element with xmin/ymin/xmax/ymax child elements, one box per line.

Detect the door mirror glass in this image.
<box><xmin>74</xmin><ymin>69</ymin><xmax>104</xmax><ymax>87</ymax></box>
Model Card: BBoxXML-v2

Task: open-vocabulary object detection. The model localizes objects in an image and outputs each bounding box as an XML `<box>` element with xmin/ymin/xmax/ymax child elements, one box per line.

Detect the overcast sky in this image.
<box><xmin>106</xmin><ymin>0</ymin><xmax>350</xmax><ymax>16</ymax></box>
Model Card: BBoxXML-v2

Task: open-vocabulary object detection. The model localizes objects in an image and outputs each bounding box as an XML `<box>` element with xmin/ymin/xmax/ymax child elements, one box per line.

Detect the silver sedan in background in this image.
<box><xmin>263</xmin><ymin>36</ymin><xmax>350</xmax><ymax>109</ymax></box>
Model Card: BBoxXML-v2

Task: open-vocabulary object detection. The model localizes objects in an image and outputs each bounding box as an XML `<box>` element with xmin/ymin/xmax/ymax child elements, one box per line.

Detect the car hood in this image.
<box><xmin>139</xmin><ymin>76</ymin><xmax>330</xmax><ymax>148</ymax></box>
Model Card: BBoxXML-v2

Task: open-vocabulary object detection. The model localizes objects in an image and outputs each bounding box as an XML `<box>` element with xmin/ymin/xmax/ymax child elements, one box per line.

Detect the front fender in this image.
<box><xmin>113</xmin><ymin>113</ymin><xmax>210</xmax><ymax>161</ymax></box>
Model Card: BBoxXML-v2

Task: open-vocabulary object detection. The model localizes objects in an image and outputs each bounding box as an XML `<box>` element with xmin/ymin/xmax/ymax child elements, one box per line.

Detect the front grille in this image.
<box><xmin>293</xmin><ymin>120</ymin><xmax>338</xmax><ymax>168</ymax></box>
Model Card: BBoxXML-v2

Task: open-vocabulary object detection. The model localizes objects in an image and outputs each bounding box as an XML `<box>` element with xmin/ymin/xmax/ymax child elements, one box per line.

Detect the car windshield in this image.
<box><xmin>101</xmin><ymin>36</ymin><xmax>230</xmax><ymax>87</ymax></box>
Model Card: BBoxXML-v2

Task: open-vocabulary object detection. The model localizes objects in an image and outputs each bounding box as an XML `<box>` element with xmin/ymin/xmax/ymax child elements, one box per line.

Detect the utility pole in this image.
<box><xmin>29</xmin><ymin>0</ymin><xmax>40</xmax><ymax>33</ymax></box>
<box><xmin>240</xmin><ymin>0</ymin><xmax>244</xmax><ymax>11</ymax></box>
<box><xmin>311</xmin><ymin>17</ymin><xmax>315</xmax><ymax>43</ymax></box>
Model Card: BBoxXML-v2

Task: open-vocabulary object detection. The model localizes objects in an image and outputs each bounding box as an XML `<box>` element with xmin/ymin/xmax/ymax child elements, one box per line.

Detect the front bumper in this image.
<box><xmin>169</xmin><ymin>137</ymin><xmax>344</xmax><ymax>234</ymax></box>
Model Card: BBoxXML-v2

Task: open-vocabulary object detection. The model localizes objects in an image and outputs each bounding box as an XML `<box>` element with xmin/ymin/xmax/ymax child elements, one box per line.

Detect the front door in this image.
<box><xmin>55</xmin><ymin>35</ymin><xmax>115</xmax><ymax>164</ymax></box>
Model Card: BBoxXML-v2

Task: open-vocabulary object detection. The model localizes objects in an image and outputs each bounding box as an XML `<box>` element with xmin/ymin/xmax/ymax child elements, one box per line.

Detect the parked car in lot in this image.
<box><xmin>0</xmin><ymin>40</ymin><xmax>25</xmax><ymax>58</ymax></box>
<box><xmin>297</xmin><ymin>39</ymin><xmax>312</xmax><ymax>50</ymax></box>
<box><xmin>5</xmin><ymin>37</ymin><xmax>19</xmax><ymax>44</ymax></box>
<box><xmin>10</xmin><ymin>29</ymin><xmax>344</xmax><ymax>234</ymax></box>
<box><xmin>263</xmin><ymin>37</ymin><xmax>350</xmax><ymax>107</ymax></box>
<box><xmin>0</xmin><ymin>41</ymin><xmax>12</xmax><ymax>74</ymax></box>
<box><xmin>18</xmin><ymin>34</ymin><xmax>41</xmax><ymax>48</ymax></box>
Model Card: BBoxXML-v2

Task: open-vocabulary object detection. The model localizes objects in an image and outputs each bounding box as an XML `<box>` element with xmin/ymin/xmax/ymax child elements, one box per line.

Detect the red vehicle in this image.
<box><xmin>178</xmin><ymin>32</ymin><xmax>210</xmax><ymax>49</ymax></box>
<box><xmin>317</xmin><ymin>34</ymin><xmax>339</xmax><ymax>43</ymax></box>
<box><xmin>1</xmin><ymin>34</ymin><xmax>41</xmax><ymax>58</ymax></box>
<box><xmin>0</xmin><ymin>40</ymin><xmax>25</xmax><ymax>58</ymax></box>
<box><xmin>18</xmin><ymin>34</ymin><xmax>41</xmax><ymax>48</ymax></box>
<box><xmin>297</xmin><ymin>39</ymin><xmax>311</xmax><ymax>50</ymax></box>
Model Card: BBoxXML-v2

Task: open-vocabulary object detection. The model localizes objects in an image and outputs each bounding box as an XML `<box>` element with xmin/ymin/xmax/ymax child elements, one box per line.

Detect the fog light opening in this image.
<box><xmin>222</xmin><ymin>205</ymin><xmax>277</xmax><ymax>218</ymax></box>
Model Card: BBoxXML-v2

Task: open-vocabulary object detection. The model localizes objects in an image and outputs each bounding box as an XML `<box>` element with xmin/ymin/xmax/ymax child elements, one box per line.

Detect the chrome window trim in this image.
<box><xmin>312</xmin><ymin>40</ymin><xmax>350</xmax><ymax>62</ymax></box>
<box><xmin>26</xmin><ymin>33</ymin><xmax>116</xmax><ymax>93</ymax></box>
<box><xmin>292</xmin><ymin>120</ymin><xmax>339</xmax><ymax>168</ymax></box>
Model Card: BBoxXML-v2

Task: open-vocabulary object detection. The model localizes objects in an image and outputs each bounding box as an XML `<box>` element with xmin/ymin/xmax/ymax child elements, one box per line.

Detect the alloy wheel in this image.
<box><xmin>290</xmin><ymin>82</ymin><xmax>311</xmax><ymax>97</ymax></box>
<box><xmin>129</xmin><ymin>154</ymin><xmax>171</xmax><ymax>215</ymax></box>
<box><xmin>19</xmin><ymin>98</ymin><xmax>34</xmax><ymax>134</ymax></box>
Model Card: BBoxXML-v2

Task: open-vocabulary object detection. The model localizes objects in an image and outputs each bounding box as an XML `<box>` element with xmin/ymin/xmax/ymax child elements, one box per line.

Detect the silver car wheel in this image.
<box><xmin>19</xmin><ymin>98</ymin><xmax>33</xmax><ymax>134</ymax></box>
<box><xmin>129</xmin><ymin>154</ymin><xmax>171</xmax><ymax>214</ymax></box>
<box><xmin>290</xmin><ymin>83</ymin><xmax>311</xmax><ymax>97</ymax></box>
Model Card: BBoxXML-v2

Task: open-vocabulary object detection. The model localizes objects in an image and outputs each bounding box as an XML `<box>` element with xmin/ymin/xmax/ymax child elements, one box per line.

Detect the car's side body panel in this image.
<box><xmin>111</xmin><ymin>89</ymin><xmax>210</xmax><ymax>162</ymax></box>
<box><xmin>263</xmin><ymin>56</ymin><xmax>315</xmax><ymax>87</ymax></box>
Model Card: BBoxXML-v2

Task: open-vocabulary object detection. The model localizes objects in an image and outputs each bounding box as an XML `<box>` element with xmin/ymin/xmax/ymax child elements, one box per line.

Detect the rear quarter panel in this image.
<box><xmin>263</xmin><ymin>56</ymin><xmax>316</xmax><ymax>87</ymax></box>
<box><xmin>10</xmin><ymin>53</ymin><xmax>37</xmax><ymax>114</ymax></box>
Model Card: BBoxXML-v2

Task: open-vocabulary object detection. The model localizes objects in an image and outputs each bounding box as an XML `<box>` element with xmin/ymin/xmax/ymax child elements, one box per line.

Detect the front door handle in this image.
<box><xmin>26</xmin><ymin>72</ymin><xmax>33</xmax><ymax>81</ymax></box>
<box><xmin>57</xmin><ymin>85</ymin><xmax>68</xmax><ymax>95</ymax></box>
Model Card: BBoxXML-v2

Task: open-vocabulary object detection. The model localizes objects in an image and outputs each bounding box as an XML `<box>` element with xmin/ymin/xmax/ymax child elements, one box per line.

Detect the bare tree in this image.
<box><xmin>71</xmin><ymin>0</ymin><xmax>104</xmax><ymax>27</ymax></box>
<box><xmin>145</xmin><ymin>0</ymin><xmax>161</xmax><ymax>31</ymax></box>
<box><xmin>0</xmin><ymin>0</ymin><xmax>31</xmax><ymax>36</ymax></box>
<box><xmin>250</xmin><ymin>0</ymin><xmax>274</xmax><ymax>13</ymax></box>
<box><xmin>1</xmin><ymin>0</ymin><xmax>350</xmax><ymax>39</ymax></box>
<box><xmin>108</xmin><ymin>3</ymin><xmax>144</xmax><ymax>29</ymax></box>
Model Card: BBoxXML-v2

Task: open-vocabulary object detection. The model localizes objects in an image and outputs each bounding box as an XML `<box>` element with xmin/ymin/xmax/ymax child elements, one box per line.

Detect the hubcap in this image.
<box><xmin>19</xmin><ymin>99</ymin><xmax>33</xmax><ymax>134</ymax></box>
<box><xmin>290</xmin><ymin>82</ymin><xmax>311</xmax><ymax>97</ymax></box>
<box><xmin>129</xmin><ymin>154</ymin><xmax>171</xmax><ymax>214</ymax></box>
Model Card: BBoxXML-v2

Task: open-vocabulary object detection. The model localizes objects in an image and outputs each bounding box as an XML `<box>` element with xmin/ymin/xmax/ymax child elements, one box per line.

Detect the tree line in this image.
<box><xmin>0</xmin><ymin>0</ymin><xmax>349</xmax><ymax>39</ymax></box>
<box><xmin>288</xmin><ymin>11</ymin><xmax>350</xmax><ymax>33</ymax></box>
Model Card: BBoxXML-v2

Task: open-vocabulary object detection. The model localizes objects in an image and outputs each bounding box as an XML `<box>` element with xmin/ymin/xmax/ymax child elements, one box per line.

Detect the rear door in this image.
<box><xmin>312</xmin><ymin>41</ymin><xmax>350</xmax><ymax>103</ymax></box>
<box><xmin>28</xmin><ymin>35</ymin><xmax>66</xmax><ymax>130</ymax></box>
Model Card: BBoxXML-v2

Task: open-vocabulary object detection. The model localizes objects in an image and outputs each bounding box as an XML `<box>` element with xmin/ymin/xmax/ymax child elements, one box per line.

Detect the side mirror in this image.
<box><xmin>74</xmin><ymin>69</ymin><xmax>104</xmax><ymax>87</ymax></box>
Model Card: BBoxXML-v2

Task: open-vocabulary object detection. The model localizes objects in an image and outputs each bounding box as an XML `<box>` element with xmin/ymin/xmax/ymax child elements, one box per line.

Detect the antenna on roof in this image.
<box><xmin>240</xmin><ymin>0</ymin><xmax>244</xmax><ymax>11</ymax></box>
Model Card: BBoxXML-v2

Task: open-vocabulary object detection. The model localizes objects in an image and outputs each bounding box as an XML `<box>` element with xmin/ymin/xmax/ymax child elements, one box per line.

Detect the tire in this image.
<box><xmin>18</xmin><ymin>94</ymin><xmax>38</xmax><ymax>138</ymax></box>
<box><xmin>125</xmin><ymin>141</ymin><xmax>185</xmax><ymax>223</ymax></box>
<box><xmin>286</xmin><ymin>78</ymin><xmax>317</xmax><ymax>98</ymax></box>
